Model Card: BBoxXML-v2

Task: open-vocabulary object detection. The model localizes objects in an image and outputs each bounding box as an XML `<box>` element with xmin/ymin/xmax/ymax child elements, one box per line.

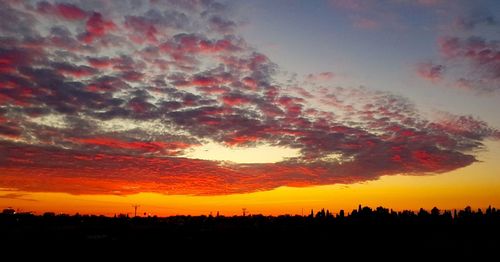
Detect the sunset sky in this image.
<box><xmin>1</xmin><ymin>0</ymin><xmax>499</xmax><ymax>216</ymax></box>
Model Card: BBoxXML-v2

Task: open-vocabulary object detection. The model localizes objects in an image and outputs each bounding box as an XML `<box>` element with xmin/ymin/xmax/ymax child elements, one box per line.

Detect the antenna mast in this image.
<box><xmin>132</xmin><ymin>204</ymin><xmax>140</xmax><ymax>217</ymax></box>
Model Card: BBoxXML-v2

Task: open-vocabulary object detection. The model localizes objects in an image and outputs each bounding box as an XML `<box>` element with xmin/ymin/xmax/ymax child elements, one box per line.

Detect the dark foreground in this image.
<box><xmin>1</xmin><ymin>206</ymin><xmax>499</xmax><ymax>254</ymax></box>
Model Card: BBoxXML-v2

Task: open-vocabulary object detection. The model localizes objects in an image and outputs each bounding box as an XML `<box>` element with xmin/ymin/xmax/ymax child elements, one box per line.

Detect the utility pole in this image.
<box><xmin>242</xmin><ymin>208</ymin><xmax>247</xmax><ymax>217</ymax></box>
<box><xmin>132</xmin><ymin>204</ymin><xmax>140</xmax><ymax>217</ymax></box>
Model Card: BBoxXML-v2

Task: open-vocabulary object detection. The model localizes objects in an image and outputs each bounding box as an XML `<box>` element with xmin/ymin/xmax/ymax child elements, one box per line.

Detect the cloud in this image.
<box><xmin>87</xmin><ymin>57</ymin><xmax>114</xmax><ymax>68</ymax></box>
<box><xmin>0</xmin><ymin>1</ymin><xmax>38</xmax><ymax>36</ymax></box>
<box><xmin>329</xmin><ymin>0</ymin><xmax>383</xmax><ymax>29</ymax></box>
<box><xmin>416</xmin><ymin>8</ymin><xmax>499</xmax><ymax>93</ymax></box>
<box><xmin>208</xmin><ymin>15</ymin><xmax>236</xmax><ymax>34</ymax></box>
<box><xmin>124</xmin><ymin>15</ymin><xmax>159</xmax><ymax>43</ymax></box>
<box><xmin>79</xmin><ymin>12</ymin><xmax>116</xmax><ymax>43</ymax></box>
<box><xmin>416</xmin><ymin>62</ymin><xmax>445</xmax><ymax>81</ymax></box>
<box><xmin>414</xmin><ymin>0</ymin><xmax>444</xmax><ymax>6</ymax></box>
<box><xmin>436</xmin><ymin>35</ymin><xmax>499</xmax><ymax>92</ymax></box>
<box><xmin>37</xmin><ymin>2</ymin><xmax>88</xmax><ymax>21</ymax></box>
<box><xmin>0</xmin><ymin>140</ymin><xmax>476</xmax><ymax>195</ymax></box>
<box><xmin>69</xmin><ymin>137</ymin><xmax>196</xmax><ymax>156</ymax></box>
<box><xmin>0</xmin><ymin>193</ymin><xmax>37</xmax><ymax>202</ymax></box>
<box><xmin>0</xmin><ymin>124</ymin><xmax>21</xmax><ymax>138</ymax></box>
<box><xmin>353</xmin><ymin>17</ymin><xmax>380</xmax><ymax>29</ymax></box>
<box><xmin>54</xmin><ymin>62</ymin><xmax>98</xmax><ymax>78</ymax></box>
<box><xmin>429</xmin><ymin>111</ymin><xmax>500</xmax><ymax>141</ymax></box>
<box><xmin>454</xmin><ymin>14</ymin><xmax>497</xmax><ymax>30</ymax></box>
<box><xmin>305</xmin><ymin>72</ymin><xmax>335</xmax><ymax>82</ymax></box>
<box><xmin>330</xmin><ymin>0</ymin><xmax>446</xmax><ymax>10</ymax></box>
<box><xmin>328</xmin><ymin>0</ymin><xmax>445</xmax><ymax>30</ymax></box>
<box><xmin>0</xmin><ymin>0</ymin><xmax>498</xmax><ymax>196</ymax></box>
<box><xmin>329</xmin><ymin>0</ymin><xmax>367</xmax><ymax>11</ymax></box>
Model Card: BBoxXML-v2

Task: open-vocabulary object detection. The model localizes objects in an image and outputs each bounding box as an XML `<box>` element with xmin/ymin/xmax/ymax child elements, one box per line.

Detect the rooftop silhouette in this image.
<box><xmin>1</xmin><ymin>205</ymin><xmax>498</xmax><ymax>252</ymax></box>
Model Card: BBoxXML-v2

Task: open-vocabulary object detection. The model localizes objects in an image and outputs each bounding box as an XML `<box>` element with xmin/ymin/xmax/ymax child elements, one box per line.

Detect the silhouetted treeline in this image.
<box><xmin>1</xmin><ymin>205</ymin><xmax>499</xmax><ymax>253</ymax></box>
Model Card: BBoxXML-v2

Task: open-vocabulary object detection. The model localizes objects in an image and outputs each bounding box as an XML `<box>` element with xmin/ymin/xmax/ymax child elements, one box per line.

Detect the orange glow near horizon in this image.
<box><xmin>2</xmin><ymin>141</ymin><xmax>499</xmax><ymax>216</ymax></box>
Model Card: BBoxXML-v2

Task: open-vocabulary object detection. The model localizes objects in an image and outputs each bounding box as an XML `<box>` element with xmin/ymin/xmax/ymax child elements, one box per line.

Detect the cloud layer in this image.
<box><xmin>0</xmin><ymin>0</ymin><xmax>498</xmax><ymax>195</ymax></box>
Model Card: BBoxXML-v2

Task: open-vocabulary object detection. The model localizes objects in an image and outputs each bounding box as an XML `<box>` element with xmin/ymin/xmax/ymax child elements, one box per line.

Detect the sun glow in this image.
<box><xmin>185</xmin><ymin>142</ymin><xmax>300</xmax><ymax>163</ymax></box>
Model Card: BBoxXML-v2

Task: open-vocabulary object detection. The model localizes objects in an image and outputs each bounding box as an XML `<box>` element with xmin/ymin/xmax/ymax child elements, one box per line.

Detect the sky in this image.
<box><xmin>0</xmin><ymin>0</ymin><xmax>499</xmax><ymax>216</ymax></box>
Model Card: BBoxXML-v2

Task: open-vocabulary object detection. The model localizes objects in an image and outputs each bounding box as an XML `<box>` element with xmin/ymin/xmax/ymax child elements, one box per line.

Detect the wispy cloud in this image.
<box><xmin>0</xmin><ymin>193</ymin><xmax>37</xmax><ymax>202</ymax></box>
<box><xmin>328</xmin><ymin>0</ymin><xmax>447</xmax><ymax>30</ymax></box>
<box><xmin>305</xmin><ymin>72</ymin><xmax>335</xmax><ymax>82</ymax></box>
<box><xmin>352</xmin><ymin>17</ymin><xmax>380</xmax><ymax>29</ymax></box>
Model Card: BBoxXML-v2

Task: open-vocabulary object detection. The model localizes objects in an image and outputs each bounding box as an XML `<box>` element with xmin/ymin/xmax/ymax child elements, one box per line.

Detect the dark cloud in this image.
<box><xmin>48</xmin><ymin>26</ymin><xmax>85</xmax><ymax>51</ymax></box>
<box><xmin>53</xmin><ymin>62</ymin><xmax>98</xmax><ymax>78</ymax></box>
<box><xmin>305</xmin><ymin>72</ymin><xmax>335</xmax><ymax>82</ymax></box>
<box><xmin>208</xmin><ymin>16</ymin><xmax>236</xmax><ymax>33</ymax></box>
<box><xmin>0</xmin><ymin>124</ymin><xmax>21</xmax><ymax>138</ymax></box>
<box><xmin>160</xmin><ymin>9</ymin><xmax>191</xmax><ymax>28</ymax></box>
<box><xmin>0</xmin><ymin>1</ymin><xmax>38</xmax><ymax>37</ymax></box>
<box><xmin>416</xmin><ymin>62</ymin><xmax>445</xmax><ymax>81</ymax></box>
<box><xmin>455</xmin><ymin>14</ymin><xmax>497</xmax><ymax>30</ymax></box>
<box><xmin>0</xmin><ymin>0</ymin><xmax>498</xmax><ymax>196</ymax></box>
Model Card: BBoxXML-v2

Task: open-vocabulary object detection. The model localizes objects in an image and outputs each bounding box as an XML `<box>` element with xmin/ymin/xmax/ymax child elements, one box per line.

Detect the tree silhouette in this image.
<box><xmin>0</xmin><ymin>205</ymin><xmax>498</xmax><ymax>251</ymax></box>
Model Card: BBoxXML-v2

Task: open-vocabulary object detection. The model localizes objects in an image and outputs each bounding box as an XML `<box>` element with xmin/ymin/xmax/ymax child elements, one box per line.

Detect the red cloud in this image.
<box><xmin>241</xmin><ymin>77</ymin><xmax>258</xmax><ymax>90</ymax></box>
<box><xmin>222</xmin><ymin>93</ymin><xmax>253</xmax><ymax>106</ymax></box>
<box><xmin>162</xmin><ymin>35</ymin><xmax>244</xmax><ymax>59</ymax></box>
<box><xmin>0</xmin><ymin>124</ymin><xmax>21</xmax><ymax>138</ymax></box>
<box><xmin>412</xmin><ymin>150</ymin><xmax>441</xmax><ymax>169</ymax></box>
<box><xmin>87</xmin><ymin>57</ymin><xmax>113</xmax><ymax>68</ymax></box>
<box><xmin>0</xmin><ymin>141</ymin><xmax>475</xmax><ymax>195</ymax></box>
<box><xmin>80</xmin><ymin>12</ymin><xmax>116</xmax><ymax>43</ymax></box>
<box><xmin>55</xmin><ymin>3</ymin><xmax>87</xmax><ymax>20</ymax></box>
<box><xmin>0</xmin><ymin>0</ymin><xmax>497</xmax><ymax>197</ymax></box>
<box><xmin>430</xmin><ymin>112</ymin><xmax>500</xmax><ymax>140</ymax></box>
<box><xmin>192</xmin><ymin>76</ymin><xmax>222</xmax><ymax>86</ymax></box>
<box><xmin>122</xmin><ymin>71</ymin><xmax>144</xmax><ymax>82</ymax></box>
<box><xmin>224</xmin><ymin>135</ymin><xmax>260</xmax><ymax>146</ymax></box>
<box><xmin>0</xmin><ymin>53</ymin><xmax>20</xmax><ymax>73</ymax></box>
<box><xmin>37</xmin><ymin>2</ymin><xmax>87</xmax><ymax>20</ymax></box>
<box><xmin>124</xmin><ymin>15</ymin><xmax>158</xmax><ymax>44</ymax></box>
<box><xmin>71</xmin><ymin>137</ymin><xmax>194</xmax><ymax>156</ymax></box>
<box><xmin>0</xmin><ymin>47</ymin><xmax>40</xmax><ymax>73</ymax></box>
<box><xmin>277</xmin><ymin>96</ymin><xmax>305</xmax><ymax>116</ymax></box>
